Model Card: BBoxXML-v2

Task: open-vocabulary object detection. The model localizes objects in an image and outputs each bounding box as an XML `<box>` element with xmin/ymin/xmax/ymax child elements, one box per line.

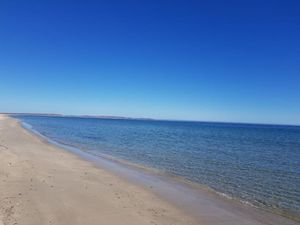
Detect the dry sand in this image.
<box><xmin>0</xmin><ymin>115</ymin><xmax>198</xmax><ymax>225</ymax></box>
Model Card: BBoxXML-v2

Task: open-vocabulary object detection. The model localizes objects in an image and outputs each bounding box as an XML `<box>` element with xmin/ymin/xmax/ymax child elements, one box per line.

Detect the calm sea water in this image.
<box><xmin>16</xmin><ymin>115</ymin><xmax>300</xmax><ymax>219</ymax></box>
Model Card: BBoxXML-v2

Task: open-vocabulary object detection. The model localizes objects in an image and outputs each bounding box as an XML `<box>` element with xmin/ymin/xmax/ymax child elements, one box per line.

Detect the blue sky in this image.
<box><xmin>0</xmin><ymin>0</ymin><xmax>299</xmax><ymax>125</ymax></box>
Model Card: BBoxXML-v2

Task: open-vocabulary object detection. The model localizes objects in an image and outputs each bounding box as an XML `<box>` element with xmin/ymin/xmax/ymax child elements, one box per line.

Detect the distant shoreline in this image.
<box><xmin>5</xmin><ymin>112</ymin><xmax>300</xmax><ymax>127</ymax></box>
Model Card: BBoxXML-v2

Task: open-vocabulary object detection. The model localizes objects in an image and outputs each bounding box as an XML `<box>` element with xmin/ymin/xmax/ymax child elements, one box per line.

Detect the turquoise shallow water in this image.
<box><xmin>16</xmin><ymin>115</ymin><xmax>300</xmax><ymax>220</ymax></box>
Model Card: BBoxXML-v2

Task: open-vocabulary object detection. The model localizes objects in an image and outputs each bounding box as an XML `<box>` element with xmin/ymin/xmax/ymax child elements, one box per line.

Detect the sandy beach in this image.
<box><xmin>0</xmin><ymin>115</ymin><xmax>198</xmax><ymax>225</ymax></box>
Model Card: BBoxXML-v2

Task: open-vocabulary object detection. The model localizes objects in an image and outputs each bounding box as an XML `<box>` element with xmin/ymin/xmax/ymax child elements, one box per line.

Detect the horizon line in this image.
<box><xmin>2</xmin><ymin>112</ymin><xmax>300</xmax><ymax>127</ymax></box>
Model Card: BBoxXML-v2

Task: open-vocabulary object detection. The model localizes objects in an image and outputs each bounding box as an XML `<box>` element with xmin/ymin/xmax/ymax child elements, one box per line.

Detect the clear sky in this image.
<box><xmin>0</xmin><ymin>0</ymin><xmax>299</xmax><ymax>125</ymax></box>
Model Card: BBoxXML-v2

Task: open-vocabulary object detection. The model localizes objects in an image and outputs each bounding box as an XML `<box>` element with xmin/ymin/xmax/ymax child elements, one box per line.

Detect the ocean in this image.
<box><xmin>16</xmin><ymin>115</ymin><xmax>300</xmax><ymax>220</ymax></box>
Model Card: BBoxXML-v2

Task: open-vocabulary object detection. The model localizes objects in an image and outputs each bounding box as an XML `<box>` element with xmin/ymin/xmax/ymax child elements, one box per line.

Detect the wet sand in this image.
<box><xmin>0</xmin><ymin>115</ymin><xmax>298</xmax><ymax>225</ymax></box>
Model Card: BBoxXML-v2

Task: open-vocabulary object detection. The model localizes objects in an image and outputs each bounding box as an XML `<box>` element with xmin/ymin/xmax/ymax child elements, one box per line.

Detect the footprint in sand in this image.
<box><xmin>0</xmin><ymin>144</ymin><xmax>8</xmax><ymax>150</ymax></box>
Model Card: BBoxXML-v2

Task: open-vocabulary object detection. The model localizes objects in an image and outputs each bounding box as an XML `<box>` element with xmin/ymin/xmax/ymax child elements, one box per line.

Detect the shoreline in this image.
<box><xmin>20</xmin><ymin>119</ymin><xmax>300</xmax><ymax>223</ymax></box>
<box><xmin>21</xmin><ymin>120</ymin><xmax>299</xmax><ymax>222</ymax></box>
<box><xmin>0</xmin><ymin>115</ymin><xmax>197</xmax><ymax>225</ymax></box>
<box><xmin>20</xmin><ymin>118</ymin><xmax>300</xmax><ymax>225</ymax></box>
<box><xmin>1</xmin><ymin>115</ymin><xmax>298</xmax><ymax>225</ymax></box>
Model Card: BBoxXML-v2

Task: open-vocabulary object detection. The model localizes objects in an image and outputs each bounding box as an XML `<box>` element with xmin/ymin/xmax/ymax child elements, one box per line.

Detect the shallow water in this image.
<box><xmin>16</xmin><ymin>115</ymin><xmax>300</xmax><ymax>220</ymax></box>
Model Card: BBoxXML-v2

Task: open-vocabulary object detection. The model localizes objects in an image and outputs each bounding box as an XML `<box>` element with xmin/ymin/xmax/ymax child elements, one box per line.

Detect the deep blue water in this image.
<box><xmin>16</xmin><ymin>115</ymin><xmax>300</xmax><ymax>219</ymax></box>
